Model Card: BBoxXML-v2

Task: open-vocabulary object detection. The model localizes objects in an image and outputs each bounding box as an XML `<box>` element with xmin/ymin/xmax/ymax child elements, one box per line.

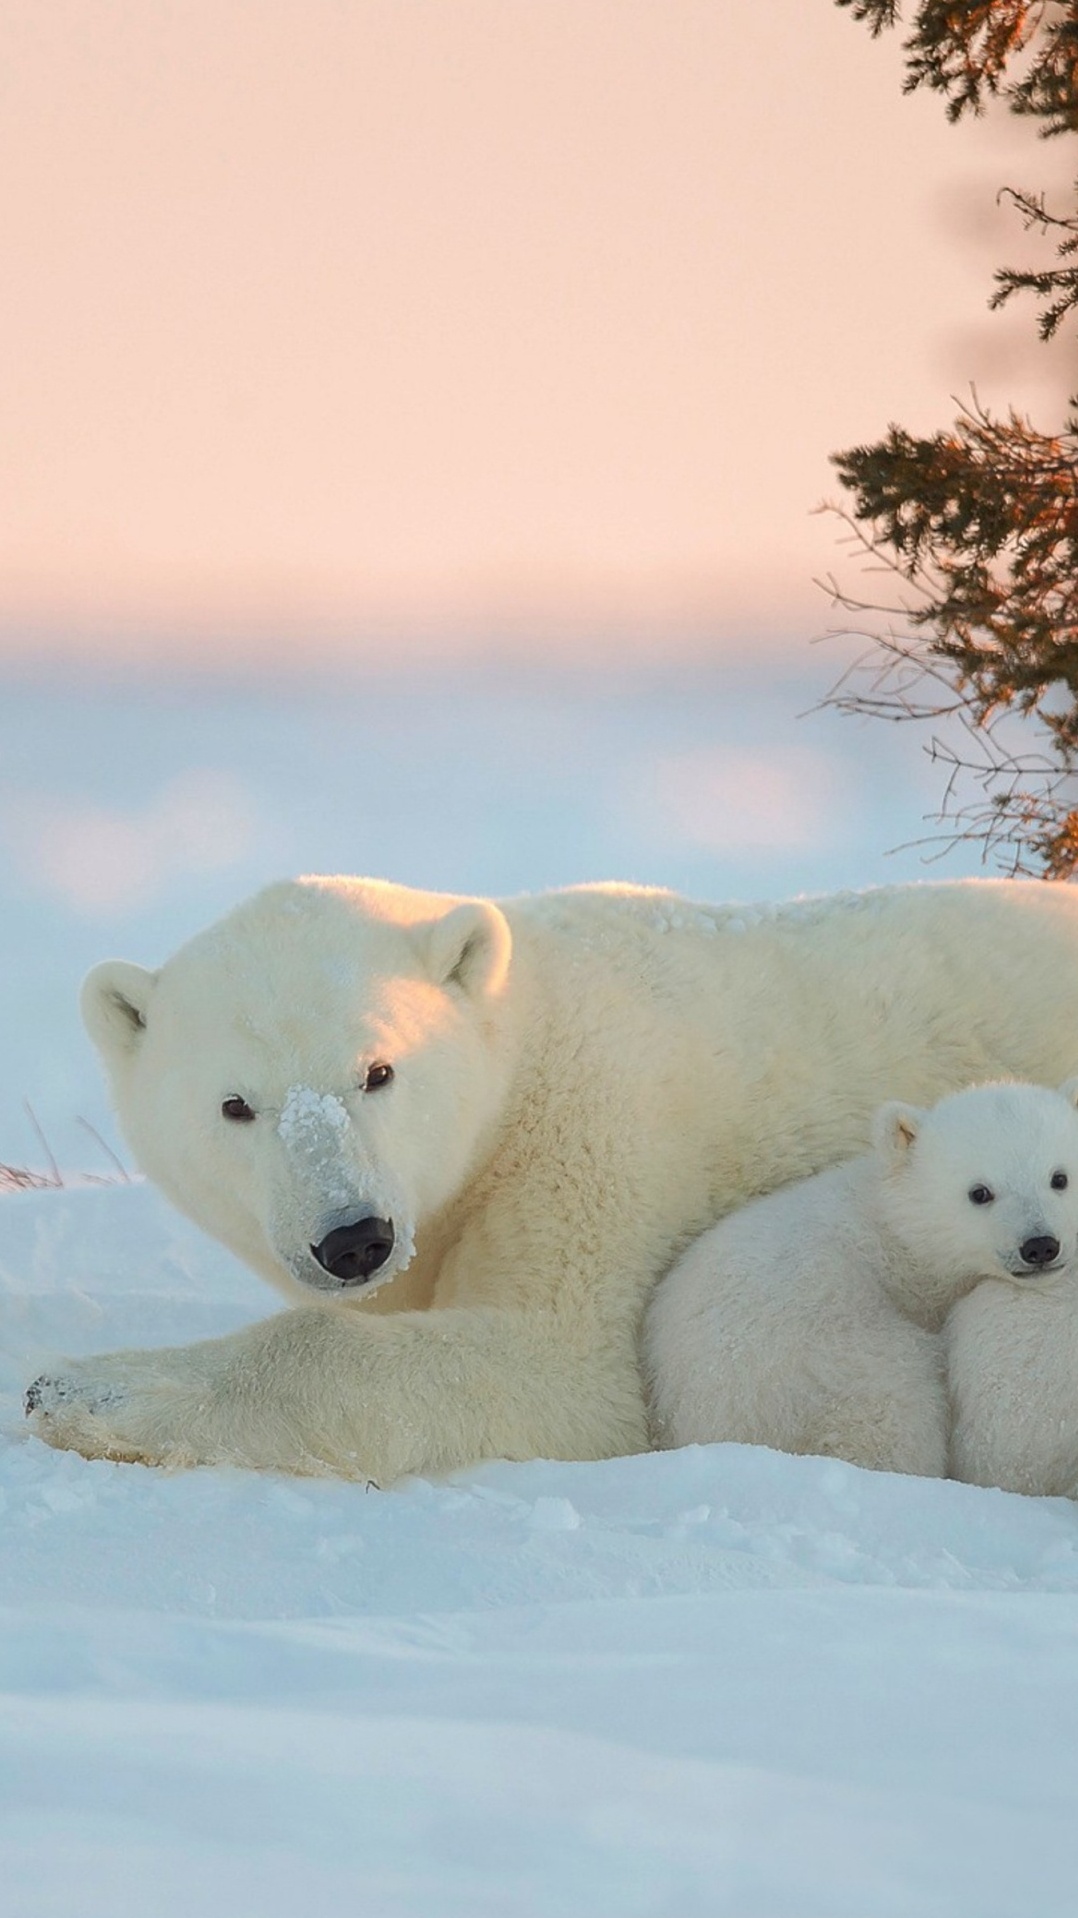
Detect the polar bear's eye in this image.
<box><xmin>968</xmin><ymin>1184</ymin><xmax>994</xmax><ymax>1206</ymax></box>
<box><xmin>1051</xmin><ymin>1170</ymin><xmax>1069</xmax><ymax>1191</ymax></box>
<box><xmin>363</xmin><ymin>1062</ymin><xmax>395</xmax><ymax>1092</ymax></box>
<box><xmin>221</xmin><ymin>1096</ymin><xmax>256</xmax><ymax>1122</ymax></box>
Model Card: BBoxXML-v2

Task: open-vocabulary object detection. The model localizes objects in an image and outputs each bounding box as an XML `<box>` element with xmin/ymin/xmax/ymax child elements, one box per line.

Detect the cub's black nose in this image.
<box><xmin>1019</xmin><ymin>1233</ymin><xmax>1061</xmax><ymax>1269</ymax></box>
<box><xmin>311</xmin><ymin>1216</ymin><xmax>395</xmax><ymax>1284</ymax></box>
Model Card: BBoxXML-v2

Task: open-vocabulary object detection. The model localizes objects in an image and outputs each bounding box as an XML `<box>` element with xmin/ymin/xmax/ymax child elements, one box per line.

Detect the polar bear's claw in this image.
<box><xmin>25</xmin><ymin>1372</ymin><xmax>125</xmax><ymax>1420</ymax></box>
<box><xmin>24</xmin><ymin>1374</ymin><xmax>71</xmax><ymax>1416</ymax></box>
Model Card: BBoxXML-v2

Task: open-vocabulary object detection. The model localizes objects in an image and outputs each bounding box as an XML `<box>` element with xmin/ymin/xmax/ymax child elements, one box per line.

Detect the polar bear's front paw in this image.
<box><xmin>25</xmin><ymin>1372</ymin><xmax>127</xmax><ymax>1419</ymax></box>
<box><xmin>23</xmin><ymin>1355</ymin><xmax>203</xmax><ymax>1468</ymax></box>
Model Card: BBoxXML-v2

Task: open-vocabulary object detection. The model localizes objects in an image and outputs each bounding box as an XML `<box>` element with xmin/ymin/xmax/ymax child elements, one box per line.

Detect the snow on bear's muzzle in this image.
<box><xmin>275</xmin><ymin>1085</ymin><xmax>415</xmax><ymax>1294</ymax></box>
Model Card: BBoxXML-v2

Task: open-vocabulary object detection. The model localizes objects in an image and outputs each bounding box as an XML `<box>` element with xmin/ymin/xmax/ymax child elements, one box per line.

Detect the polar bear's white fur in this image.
<box><xmin>944</xmin><ymin>1085</ymin><xmax>1078</xmax><ymax>1498</ymax></box>
<box><xmin>24</xmin><ymin>875</ymin><xmax>1078</xmax><ymax>1482</ymax></box>
<box><xmin>645</xmin><ymin>1079</ymin><xmax>1078</xmax><ymax>1479</ymax></box>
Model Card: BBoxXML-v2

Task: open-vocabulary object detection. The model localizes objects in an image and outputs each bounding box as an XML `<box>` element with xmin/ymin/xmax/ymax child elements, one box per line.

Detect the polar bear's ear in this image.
<box><xmin>873</xmin><ymin>1100</ymin><xmax>923</xmax><ymax>1165</ymax></box>
<box><xmin>425</xmin><ymin>901</ymin><xmax>512</xmax><ymax>999</ymax></box>
<box><xmin>1058</xmin><ymin>1075</ymin><xmax>1078</xmax><ymax>1111</ymax></box>
<box><xmin>81</xmin><ymin>961</ymin><xmax>157</xmax><ymax>1059</ymax></box>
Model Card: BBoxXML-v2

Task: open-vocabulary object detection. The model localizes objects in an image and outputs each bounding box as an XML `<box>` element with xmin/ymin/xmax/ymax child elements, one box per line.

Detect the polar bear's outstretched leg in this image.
<box><xmin>25</xmin><ymin>1304</ymin><xmax>648</xmax><ymax>1481</ymax></box>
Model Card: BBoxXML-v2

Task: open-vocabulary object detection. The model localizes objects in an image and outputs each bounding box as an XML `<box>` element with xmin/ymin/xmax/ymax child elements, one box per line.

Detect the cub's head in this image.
<box><xmin>81</xmin><ymin>877</ymin><xmax>514</xmax><ymax>1303</ymax></box>
<box><xmin>874</xmin><ymin>1078</ymin><xmax>1078</xmax><ymax>1301</ymax></box>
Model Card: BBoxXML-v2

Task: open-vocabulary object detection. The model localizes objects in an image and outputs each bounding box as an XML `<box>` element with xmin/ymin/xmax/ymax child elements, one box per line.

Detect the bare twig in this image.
<box><xmin>75</xmin><ymin>1117</ymin><xmax>131</xmax><ymax>1183</ymax></box>
<box><xmin>0</xmin><ymin>1163</ymin><xmax>62</xmax><ymax>1193</ymax></box>
<box><xmin>22</xmin><ymin>1102</ymin><xmax>62</xmax><ymax>1188</ymax></box>
<box><xmin>814</xmin><ymin>500</ymin><xmax>1078</xmax><ymax>877</ymax></box>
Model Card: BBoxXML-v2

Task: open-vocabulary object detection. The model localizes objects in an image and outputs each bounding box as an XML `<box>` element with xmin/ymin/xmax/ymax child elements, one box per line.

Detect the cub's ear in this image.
<box><xmin>425</xmin><ymin>901</ymin><xmax>512</xmax><ymax>998</ymax></box>
<box><xmin>81</xmin><ymin>961</ymin><xmax>158</xmax><ymax>1060</ymax></box>
<box><xmin>873</xmin><ymin>1100</ymin><xmax>924</xmax><ymax>1164</ymax></box>
<box><xmin>1058</xmin><ymin>1075</ymin><xmax>1078</xmax><ymax>1111</ymax></box>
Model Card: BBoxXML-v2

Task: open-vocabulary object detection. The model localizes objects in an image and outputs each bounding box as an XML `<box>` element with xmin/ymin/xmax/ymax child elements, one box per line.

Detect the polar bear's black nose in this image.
<box><xmin>1019</xmin><ymin>1233</ymin><xmax>1061</xmax><ymax>1269</ymax></box>
<box><xmin>311</xmin><ymin>1217</ymin><xmax>395</xmax><ymax>1284</ymax></box>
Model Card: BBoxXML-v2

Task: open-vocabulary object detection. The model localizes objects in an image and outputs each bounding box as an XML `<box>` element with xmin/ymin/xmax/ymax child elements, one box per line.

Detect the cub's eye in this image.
<box><xmin>363</xmin><ymin>1061</ymin><xmax>395</xmax><ymax>1093</ymax></box>
<box><xmin>1052</xmin><ymin>1170</ymin><xmax>1069</xmax><ymax>1191</ymax></box>
<box><xmin>221</xmin><ymin>1096</ymin><xmax>256</xmax><ymax>1122</ymax></box>
<box><xmin>968</xmin><ymin>1184</ymin><xmax>994</xmax><ymax>1207</ymax></box>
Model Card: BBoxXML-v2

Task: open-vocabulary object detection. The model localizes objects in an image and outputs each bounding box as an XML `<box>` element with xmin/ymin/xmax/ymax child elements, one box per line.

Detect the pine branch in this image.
<box><xmin>836</xmin><ymin>4</ymin><xmax>1078</xmax><ymax>125</ymax></box>
<box><xmin>835</xmin><ymin>0</ymin><xmax>902</xmax><ymax>32</ymax></box>
<box><xmin>826</xmin><ymin>3</ymin><xmax>1078</xmax><ymax>871</ymax></box>
<box><xmin>990</xmin><ymin>188</ymin><xmax>1078</xmax><ymax>335</ymax></box>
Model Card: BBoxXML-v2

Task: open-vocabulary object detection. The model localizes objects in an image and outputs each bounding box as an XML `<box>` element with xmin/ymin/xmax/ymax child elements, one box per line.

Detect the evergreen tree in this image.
<box><xmin>825</xmin><ymin>1</ymin><xmax>1078</xmax><ymax>875</ymax></box>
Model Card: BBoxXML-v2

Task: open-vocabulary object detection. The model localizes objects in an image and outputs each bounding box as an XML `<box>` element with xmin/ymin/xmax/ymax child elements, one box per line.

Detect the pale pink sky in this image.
<box><xmin>0</xmin><ymin>1</ymin><xmax>1068</xmax><ymax>666</ymax></box>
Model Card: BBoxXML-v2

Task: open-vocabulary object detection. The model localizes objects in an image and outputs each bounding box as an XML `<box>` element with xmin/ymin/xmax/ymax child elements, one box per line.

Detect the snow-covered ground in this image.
<box><xmin>3</xmin><ymin>663</ymin><xmax>1071</xmax><ymax>1917</ymax></box>
<box><xmin>4</xmin><ymin>1181</ymin><xmax>1078</xmax><ymax>1917</ymax></box>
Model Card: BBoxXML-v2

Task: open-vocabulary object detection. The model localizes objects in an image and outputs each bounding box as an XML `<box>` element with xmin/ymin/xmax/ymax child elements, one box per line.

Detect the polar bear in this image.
<box><xmin>23</xmin><ymin>874</ymin><xmax>1078</xmax><ymax>1483</ymax></box>
<box><xmin>945</xmin><ymin>1084</ymin><xmax>1078</xmax><ymax>1498</ymax></box>
<box><xmin>645</xmin><ymin>1079</ymin><xmax>1078</xmax><ymax>1479</ymax></box>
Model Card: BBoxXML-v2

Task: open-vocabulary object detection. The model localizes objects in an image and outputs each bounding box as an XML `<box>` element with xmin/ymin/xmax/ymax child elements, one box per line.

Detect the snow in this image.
<box><xmin>277</xmin><ymin>1086</ymin><xmax>352</xmax><ymax>1146</ymax></box>
<box><xmin>2</xmin><ymin>1188</ymin><xmax>1078</xmax><ymax>1912</ymax></box>
<box><xmin>1</xmin><ymin>664</ymin><xmax>1070</xmax><ymax>1915</ymax></box>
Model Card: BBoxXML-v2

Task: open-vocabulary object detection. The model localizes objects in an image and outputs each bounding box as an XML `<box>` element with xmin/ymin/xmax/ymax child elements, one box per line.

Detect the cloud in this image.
<box><xmin>639</xmin><ymin>746</ymin><xmax>842</xmax><ymax>854</ymax></box>
<box><xmin>3</xmin><ymin>770</ymin><xmax>256</xmax><ymax>914</ymax></box>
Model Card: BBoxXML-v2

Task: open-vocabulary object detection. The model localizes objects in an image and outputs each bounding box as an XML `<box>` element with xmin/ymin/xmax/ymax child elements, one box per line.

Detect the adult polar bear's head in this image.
<box><xmin>81</xmin><ymin>878</ymin><xmax>514</xmax><ymax>1303</ymax></box>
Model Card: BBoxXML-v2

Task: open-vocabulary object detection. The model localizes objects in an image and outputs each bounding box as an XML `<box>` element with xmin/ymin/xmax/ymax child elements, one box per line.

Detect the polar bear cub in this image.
<box><xmin>645</xmin><ymin>1080</ymin><xmax>1078</xmax><ymax>1480</ymax></box>
<box><xmin>945</xmin><ymin>1086</ymin><xmax>1078</xmax><ymax>1499</ymax></box>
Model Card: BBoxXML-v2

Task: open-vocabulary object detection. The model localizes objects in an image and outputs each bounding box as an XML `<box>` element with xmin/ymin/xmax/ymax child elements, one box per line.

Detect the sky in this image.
<box><xmin>0</xmin><ymin>0</ymin><xmax>1071</xmax><ymax>668</ymax></box>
